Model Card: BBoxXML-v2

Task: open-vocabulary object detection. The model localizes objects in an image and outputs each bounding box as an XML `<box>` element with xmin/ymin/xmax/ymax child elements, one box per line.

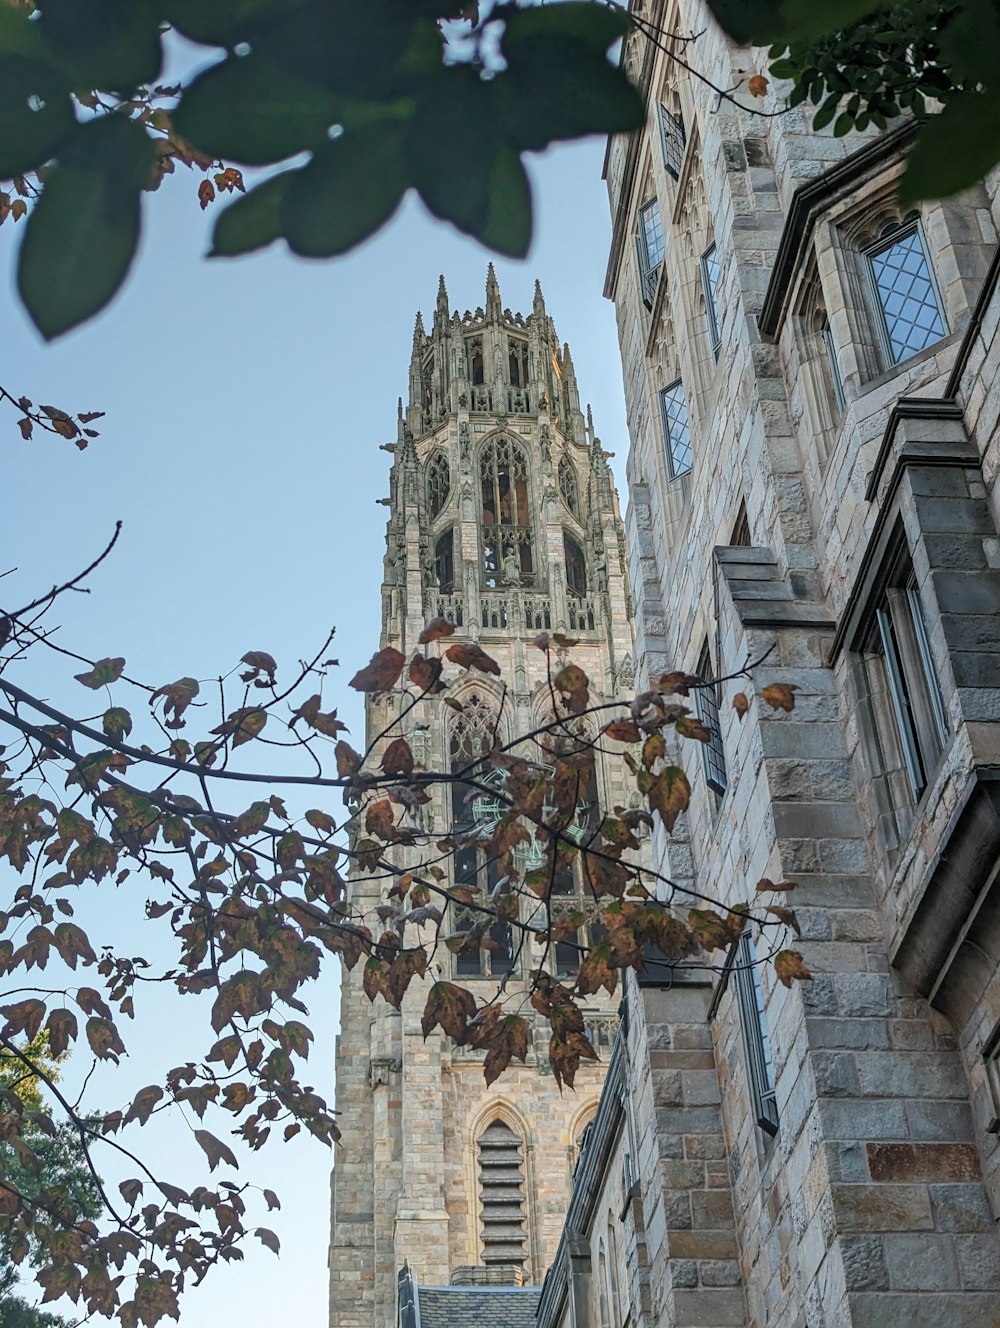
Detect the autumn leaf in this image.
<box><xmin>365</xmin><ymin>799</ymin><xmax>396</xmax><ymax>841</ymax></box>
<box><xmin>349</xmin><ymin>647</ymin><xmax>406</xmax><ymax>692</ymax></box>
<box><xmin>382</xmin><ymin>738</ymin><xmax>414</xmax><ymax>777</ymax></box>
<box><xmin>644</xmin><ymin>765</ymin><xmax>691</xmax><ymax>832</ymax></box>
<box><xmin>482</xmin><ymin>1013</ymin><xmax>530</xmax><ymax>1087</ymax></box>
<box><xmin>288</xmin><ymin>693</ymin><xmax>347</xmax><ymax>737</ymax></box>
<box><xmin>675</xmin><ymin>715</ymin><xmax>711</xmax><ymax>743</ymax></box>
<box><xmin>549</xmin><ymin>1029</ymin><xmax>598</xmax><ymax>1090</ymax></box>
<box><xmin>755</xmin><ymin>877</ymin><xmax>796</xmax><ymax>892</ymax></box>
<box><xmin>194</xmin><ymin>1129</ymin><xmax>238</xmax><ymax>1171</ymax></box>
<box><xmin>576</xmin><ymin>944</ymin><xmax>619</xmax><ymax>997</ymax></box>
<box><xmin>102</xmin><ymin>706</ymin><xmax>133</xmax><ymax>741</ymax></box>
<box><xmin>766</xmin><ymin>906</ymin><xmax>801</xmax><ymax>936</ymax></box>
<box><xmin>74</xmin><ymin>657</ymin><xmax>125</xmax><ymax>690</ymax></box>
<box><xmin>732</xmin><ymin>691</ymin><xmax>749</xmax><ymax>720</ymax></box>
<box><xmin>1</xmin><ymin>998</ymin><xmax>47</xmax><ymax>1041</ymax></box>
<box><xmin>17</xmin><ymin>416</ymin><xmax>32</xmax><ymax>440</ymax></box>
<box><xmin>641</xmin><ymin>734</ymin><xmax>665</xmax><ymax>769</ymax></box>
<box><xmin>409</xmin><ymin>652</ymin><xmax>445</xmax><ymax>693</ymax></box>
<box><xmin>335</xmin><ymin>741</ymin><xmax>363</xmax><ymax>777</ymax></box>
<box><xmin>445</xmin><ymin>641</ymin><xmax>501</xmax><ymax>676</ymax></box>
<box><xmin>256</xmin><ymin>1227</ymin><xmax>280</xmax><ymax>1255</ymax></box>
<box><xmin>601</xmin><ymin>718</ymin><xmax>641</xmax><ymax>743</ymax></box>
<box><xmin>240</xmin><ymin>650</ymin><xmax>277</xmax><ymax>685</ymax></box>
<box><xmin>211</xmin><ymin>969</ymin><xmax>261</xmax><ymax>1031</ymax></box>
<box><xmin>151</xmin><ymin>676</ymin><xmax>200</xmax><ymax>728</ymax></box>
<box><xmin>211</xmin><ymin>707</ymin><xmax>267</xmax><ymax>747</ymax></box>
<box><xmin>420</xmin><ymin>981</ymin><xmax>477</xmax><ymax>1042</ymax></box>
<box><xmin>44</xmin><ymin>1007</ymin><xmax>78</xmax><ymax>1058</ymax></box>
<box><xmin>687</xmin><ymin>908</ymin><xmax>742</xmax><ymax>953</ymax></box>
<box><xmin>198</xmin><ymin>178</ymin><xmax>216</xmax><ymax>209</ymax></box>
<box><xmin>774</xmin><ymin>949</ymin><xmax>812</xmax><ymax>987</ymax></box>
<box><xmin>748</xmin><ymin>73</ymin><xmax>769</xmax><ymax>95</ymax></box>
<box><xmin>305</xmin><ymin>808</ymin><xmax>337</xmax><ymax>834</ymax></box>
<box><xmin>760</xmin><ymin>683</ymin><xmax>797</xmax><ymax>713</ymax></box>
<box><xmin>86</xmin><ymin>1015</ymin><xmax>126</xmax><ymax>1061</ymax></box>
<box><xmin>553</xmin><ymin>663</ymin><xmax>589</xmax><ymax>713</ymax></box>
<box><xmin>418</xmin><ymin>616</ymin><xmax>456</xmax><ymax>644</ymax></box>
<box><xmin>654</xmin><ymin>670</ymin><xmax>701</xmax><ymax>696</ymax></box>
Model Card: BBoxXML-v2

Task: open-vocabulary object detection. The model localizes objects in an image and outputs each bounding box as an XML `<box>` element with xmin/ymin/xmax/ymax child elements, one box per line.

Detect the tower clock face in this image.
<box><xmin>470</xmin><ymin>764</ymin><xmax>590</xmax><ymax>870</ymax></box>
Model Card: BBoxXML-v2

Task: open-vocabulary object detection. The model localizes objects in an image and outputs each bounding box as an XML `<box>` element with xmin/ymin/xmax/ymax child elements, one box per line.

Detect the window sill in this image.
<box><xmin>852</xmin><ymin>330</ymin><xmax>961</xmax><ymax>401</ymax></box>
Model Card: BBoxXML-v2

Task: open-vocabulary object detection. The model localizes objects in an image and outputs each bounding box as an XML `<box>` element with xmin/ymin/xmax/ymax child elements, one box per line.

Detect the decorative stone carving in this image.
<box><xmin>368</xmin><ymin>1057</ymin><xmax>402</xmax><ymax>1089</ymax></box>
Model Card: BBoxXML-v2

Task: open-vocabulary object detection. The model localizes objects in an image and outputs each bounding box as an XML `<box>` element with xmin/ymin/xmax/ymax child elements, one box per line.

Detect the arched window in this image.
<box><xmin>550</xmin><ymin>747</ymin><xmax>599</xmax><ymax>975</ymax></box>
<box><xmin>478</xmin><ymin>1119</ymin><xmax>527</xmax><ymax>1269</ymax></box>
<box><xmin>434</xmin><ymin>529</ymin><xmax>454</xmax><ymax>594</ymax></box>
<box><xmin>508</xmin><ymin>340</ymin><xmax>528</xmax><ymax>387</ymax></box>
<box><xmin>606</xmin><ymin>1221</ymin><xmax>623</xmax><ymax>1326</ymax></box>
<box><xmin>480</xmin><ymin>437</ymin><xmax>533</xmax><ymax>587</ymax></box>
<box><xmin>427</xmin><ymin>452</ymin><xmax>450</xmax><ymax>520</ymax></box>
<box><xmin>470</xmin><ymin>338</ymin><xmax>484</xmax><ymax>386</ymax></box>
<box><xmin>597</xmin><ymin>1241</ymin><xmax>612</xmax><ymax>1328</ymax></box>
<box><xmin>558</xmin><ymin>458</ymin><xmax>578</xmax><ymax>516</ymax></box>
<box><xmin>449</xmin><ymin>696</ymin><xmax>514</xmax><ymax>977</ymax></box>
<box><xmin>563</xmin><ymin>531</ymin><xmax>587</xmax><ymax>597</ymax></box>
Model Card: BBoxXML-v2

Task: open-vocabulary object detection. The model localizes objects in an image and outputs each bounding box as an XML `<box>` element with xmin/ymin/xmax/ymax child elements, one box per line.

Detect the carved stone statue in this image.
<box><xmin>459</xmin><ymin>421</ymin><xmax>471</xmax><ymax>471</ymax></box>
<box><xmin>593</xmin><ymin>555</ymin><xmax>608</xmax><ymax>592</ymax></box>
<box><xmin>502</xmin><ymin>547</ymin><xmax>522</xmax><ymax>586</ymax></box>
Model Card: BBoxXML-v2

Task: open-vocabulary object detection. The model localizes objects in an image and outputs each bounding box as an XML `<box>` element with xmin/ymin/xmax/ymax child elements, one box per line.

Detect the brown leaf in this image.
<box><xmin>576</xmin><ymin>944</ymin><xmax>619</xmax><ymax>997</ymax></box>
<box><xmin>256</xmin><ymin>1227</ymin><xmax>280</xmax><ymax>1255</ymax></box>
<box><xmin>350</xmin><ymin>647</ymin><xmax>406</xmax><ymax>693</ymax></box>
<box><xmin>549</xmin><ymin>1029</ymin><xmax>598</xmax><ymax>1090</ymax></box>
<box><xmin>212</xmin><ymin>707</ymin><xmax>267</xmax><ymax>747</ymax></box>
<box><xmin>240</xmin><ymin>650</ymin><xmax>277</xmax><ymax>684</ymax></box>
<box><xmin>482</xmin><ymin>1013</ymin><xmax>530</xmax><ymax>1087</ymax></box>
<box><xmin>601</xmin><ymin>718</ymin><xmax>641</xmax><ymax>743</ymax></box>
<box><xmin>774</xmin><ymin>949</ymin><xmax>811</xmax><ymax>987</ymax></box>
<box><xmin>748</xmin><ymin>72</ymin><xmax>769</xmax><ymax>96</ymax></box>
<box><xmin>335</xmin><ymin>741</ymin><xmax>363</xmax><ymax>778</ymax></box>
<box><xmin>409</xmin><ymin>652</ymin><xmax>445</xmax><ymax>694</ymax></box>
<box><xmin>198</xmin><ymin>178</ymin><xmax>215</xmax><ymax>209</ymax></box>
<box><xmin>1</xmin><ymin>998</ymin><xmax>47</xmax><ymax>1041</ymax></box>
<box><xmin>194</xmin><ymin>1128</ymin><xmax>238</xmax><ymax>1171</ymax></box>
<box><xmin>85</xmin><ymin>1015</ymin><xmax>126</xmax><ymax>1061</ymax></box>
<box><xmin>760</xmin><ymin>683</ymin><xmax>797</xmax><ymax>713</ymax></box>
<box><xmin>445</xmin><ymin>642</ymin><xmax>501</xmax><ymax>676</ymax></box>
<box><xmin>755</xmin><ymin>877</ymin><xmax>796</xmax><ymax>893</ymax></box>
<box><xmin>365</xmin><ymin>799</ymin><xmax>396</xmax><ymax>841</ymax></box>
<box><xmin>643</xmin><ymin>765</ymin><xmax>691</xmax><ymax>833</ymax></box>
<box><xmin>641</xmin><ymin>734</ymin><xmax>665</xmax><ymax>769</ymax></box>
<box><xmin>45</xmin><ymin>1007</ymin><xmax>78</xmax><ymax>1058</ymax></box>
<box><xmin>382</xmin><ymin>738</ymin><xmax>414</xmax><ymax>778</ymax></box>
<box><xmin>654</xmin><ymin>670</ymin><xmax>701</xmax><ymax>696</ymax></box>
<box><xmin>766</xmin><ymin>906</ymin><xmax>801</xmax><ymax>936</ymax></box>
<box><xmin>151</xmin><ymin>676</ymin><xmax>200</xmax><ymax>728</ymax></box>
<box><xmin>418</xmin><ymin>616</ymin><xmax>456</xmax><ymax>644</ymax></box>
<box><xmin>676</xmin><ymin>715</ymin><xmax>711</xmax><ymax>743</ymax></box>
<box><xmin>553</xmin><ymin>663</ymin><xmax>589</xmax><ymax>714</ymax></box>
<box><xmin>732</xmin><ymin>691</ymin><xmax>749</xmax><ymax>720</ymax></box>
<box><xmin>687</xmin><ymin>908</ymin><xmax>742</xmax><ymax>953</ymax></box>
<box><xmin>420</xmin><ymin>981</ymin><xmax>477</xmax><ymax>1042</ymax></box>
<box><xmin>17</xmin><ymin>417</ymin><xmax>32</xmax><ymax>441</ymax></box>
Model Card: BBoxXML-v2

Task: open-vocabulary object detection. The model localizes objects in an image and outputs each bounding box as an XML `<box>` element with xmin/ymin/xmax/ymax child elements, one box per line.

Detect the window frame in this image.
<box><xmin>735</xmin><ymin>930</ymin><xmax>779</xmax><ymax>1136</ymax></box>
<box><xmin>694</xmin><ymin>642</ymin><xmax>727</xmax><ymax>797</ymax></box>
<box><xmin>658</xmin><ymin>103</ymin><xmax>686</xmax><ymax>181</ymax></box>
<box><xmin>658</xmin><ymin>377</ymin><xmax>692</xmax><ymax>481</ymax></box>
<box><xmin>983</xmin><ymin>1017</ymin><xmax>1000</xmax><ymax>1135</ymax></box>
<box><xmin>863</xmin><ymin>219</ymin><xmax>947</xmax><ymax>369</ymax></box>
<box><xmin>700</xmin><ymin>243</ymin><xmax>722</xmax><ymax>360</ymax></box>
<box><xmin>637</xmin><ymin>198</ymin><xmax>664</xmax><ymax>310</ymax></box>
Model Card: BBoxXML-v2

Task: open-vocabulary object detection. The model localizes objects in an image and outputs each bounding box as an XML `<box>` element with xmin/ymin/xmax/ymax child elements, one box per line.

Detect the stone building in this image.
<box><xmin>538</xmin><ymin>2</ymin><xmax>1000</xmax><ymax>1326</ymax></box>
<box><xmin>327</xmin><ymin>270</ymin><xmax>637</xmax><ymax>1327</ymax></box>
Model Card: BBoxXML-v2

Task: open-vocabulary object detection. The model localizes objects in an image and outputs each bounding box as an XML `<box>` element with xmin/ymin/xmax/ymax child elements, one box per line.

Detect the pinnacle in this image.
<box><xmin>436</xmin><ymin>273</ymin><xmax>449</xmax><ymax>308</ymax></box>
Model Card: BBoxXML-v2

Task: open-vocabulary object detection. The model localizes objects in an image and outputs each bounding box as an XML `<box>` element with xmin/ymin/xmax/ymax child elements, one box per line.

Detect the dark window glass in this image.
<box><xmin>481</xmin><ymin>436</ymin><xmax>533</xmax><ymax>587</ymax></box>
<box><xmin>434</xmin><ymin>529</ymin><xmax>454</xmax><ymax>593</ymax></box>
<box><xmin>658</xmin><ymin>104</ymin><xmax>686</xmax><ymax>180</ymax></box>
<box><xmin>694</xmin><ymin>642</ymin><xmax>727</xmax><ymax>796</ymax></box>
<box><xmin>564</xmin><ymin>532</ymin><xmax>587</xmax><ymax>596</ymax></box>
<box><xmin>735</xmin><ymin>930</ymin><xmax>779</xmax><ymax>1135</ymax></box>
<box><xmin>427</xmin><ymin>451</ymin><xmax>450</xmax><ymax>520</ymax></box>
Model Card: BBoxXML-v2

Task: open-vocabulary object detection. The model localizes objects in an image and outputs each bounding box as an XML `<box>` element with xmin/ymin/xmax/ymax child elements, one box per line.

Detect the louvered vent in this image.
<box><xmin>477</xmin><ymin>1120</ymin><xmax>527</xmax><ymax>1268</ymax></box>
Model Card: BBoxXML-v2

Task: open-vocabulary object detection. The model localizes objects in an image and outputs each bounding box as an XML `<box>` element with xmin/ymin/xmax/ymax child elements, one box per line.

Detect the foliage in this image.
<box><xmin>0</xmin><ymin>514</ymin><xmax>810</xmax><ymax>1323</ymax></box>
<box><xmin>0</xmin><ymin>0</ymin><xmax>643</xmax><ymax>339</ymax></box>
<box><xmin>706</xmin><ymin>0</ymin><xmax>1000</xmax><ymax>203</ymax></box>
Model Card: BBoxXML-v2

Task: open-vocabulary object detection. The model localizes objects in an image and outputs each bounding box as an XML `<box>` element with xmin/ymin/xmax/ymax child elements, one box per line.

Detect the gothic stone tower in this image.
<box><xmin>328</xmin><ymin>269</ymin><xmax>637</xmax><ymax>1327</ymax></box>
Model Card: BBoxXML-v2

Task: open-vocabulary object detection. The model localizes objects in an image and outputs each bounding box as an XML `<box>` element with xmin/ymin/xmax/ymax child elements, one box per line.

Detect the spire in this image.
<box><xmin>533</xmin><ymin>277</ymin><xmax>546</xmax><ymax>317</ymax></box>
<box><xmin>562</xmin><ymin>341</ymin><xmax>576</xmax><ymax>378</ymax></box>
<box><xmin>412</xmin><ymin>310</ymin><xmax>425</xmax><ymax>346</ymax></box>
<box><xmin>485</xmin><ymin>262</ymin><xmax>502</xmax><ymax>319</ymax></box>
<box><xmin>436</xmin><ymin>273</ymin><xmax>449</xmax><ymax>317</ymax></box>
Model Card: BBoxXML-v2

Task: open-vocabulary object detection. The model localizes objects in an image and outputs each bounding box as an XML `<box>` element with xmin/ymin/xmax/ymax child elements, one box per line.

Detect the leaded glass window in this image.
<box><xmin>563</xmin><ymin>531</ymin><xmax>587</xmax><ymax>596</ymax></box>
<box><xmin>426</xmin><ymin>451</ymin><xmax>450</xmax><ymax>520</ymax></box>
<box><xmin>735</xmin><ymin>930</ymin><xmax>779</xmax><ymax>1135</ymax></box>
<box><xmin>434</xmin><ymin>529</ymin><xmax>454</xmax><ymax>594</ymax></box>
<box><xmin>694</xmin><ymin>642</ymin><xmax>727</xmax><ymax>796</ymax></box>
<box><xmin>637</xmin><ymin>198</ymin><xmax>664</xmax><ymax>308</ymax></box>
<box><xmin>700</xmin><ymin>243</ymin><xmax>722</xmax><ymax>359</ymax></box>
<box><xmin>449</xmin><ymin>695</ymin><xmax>514</xmax><ymax>977</ymax></box>
<box><xmin>659</xmin><ymin>379</ymin><xmax>692</xmax><ymax>479</ymax></box>
<box><xmin>481</xmin><ymin>436</ymin><xmax>533</xmax><ymax>587</ymax></box>
<box><xmin>558</xmin><ymin>457</ymin><xmax>579</xmax><ymax>516</ymax></box>
<box><xmin>658</xmin><ymin>104</ymin><xmax>686</xmax><ymax>180</ymax></box>
<box><xmin>866</xmin><ymin>221</ymin><xmax>946</xmax><ymax>365</ymax></box>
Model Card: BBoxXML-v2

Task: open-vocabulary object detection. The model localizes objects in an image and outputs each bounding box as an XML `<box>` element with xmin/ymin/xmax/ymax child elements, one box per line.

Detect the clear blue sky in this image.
<box><xmin>1</xmin><ymin>127</ymin><xmax>627</xmax><ymax>1323</ymax></box>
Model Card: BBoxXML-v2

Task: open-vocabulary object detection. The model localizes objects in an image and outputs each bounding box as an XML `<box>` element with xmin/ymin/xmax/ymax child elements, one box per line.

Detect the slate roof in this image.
<box><xmin>416</xmin><ymin>1285</ymin><xmax>542</xmax><ymax>1327</ymax></box>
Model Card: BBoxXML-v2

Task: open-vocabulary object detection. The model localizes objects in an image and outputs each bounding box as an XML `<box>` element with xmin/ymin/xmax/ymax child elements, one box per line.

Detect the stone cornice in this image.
<box><xmin>758</xmin><ymin>121</ymin><xmax>919</xmax><ymax>340</ymax></box>
<box><xmin>946</xmin><ymin>243</ymin><xmax>1000</xmax><ymax>399</ymax></box>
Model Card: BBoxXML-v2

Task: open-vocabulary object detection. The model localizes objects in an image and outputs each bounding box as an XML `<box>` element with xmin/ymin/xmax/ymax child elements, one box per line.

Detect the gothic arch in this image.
<box><xmin>426</xmin><ymin>449</ymin><xmax>451</xmax><ymax>521</ymax></box>
<box><xmin>479</xmin><ymin>433</ymin><xmax>534</xmax><ymax>588</ymax></box>
<box><xmin>462</xmin><ymin>1097</ymin><xmax>538</xmax><ymax>1275</ymax></box>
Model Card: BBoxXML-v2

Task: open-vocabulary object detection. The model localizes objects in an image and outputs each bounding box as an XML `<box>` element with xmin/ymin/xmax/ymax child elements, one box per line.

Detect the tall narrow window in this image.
<box><xmin>449</xmin><ymin>696</ymin><xmax>515</xmax><ymax>977</ymax></box>
<box><xmin>548</xmin><ymin>750</ymin><xmax>599</xmax><ymax>975</ymax></box>
<box><xmin>478</xmin><ymin>1120</ymin><xmax>527</xmax><ymax>1268</ymax></box>
<box><xmin>735</xmin><ymin>930</ymin><xmax>779</xmax><ymax>1135</ymax></box>
<box><xmin>426</xmin><ymin>451</ymin><xmax>450</xmax><ymax>520</ymax></box>
<box><xmin>862</xmin><ymin>543</ymin><xmax>948</xmax><ymax>800</ymax></box>
<box><xmin>730</xmin><ymin>500</ymin><xmax>751</xmax><ymax>547</ymax></box>
<box><xmin>563</xmin><ymin>531</ymin><xmax>587</xmax><ymax>597</ymax></box>
<box><xmin>481</xmin><ymin>436</ymin><xmax>533</xmax><ymax>587</ymax></box>
<box><xmin>700</xmin><ymin>243</ymin><xmax>722</xmax><ymax>360</ymax></box>
<box><xmin>434</xmin><ymin>529</ymin><xmax>454</xmax><ymax>594</ymax></box>
<box><xmin>818</xmin><ymin>312</ymin><xmax>846</xmax><ymax>413</ymax></box>
<box><xmin>695</xmin><ymin>642</ymin><xmax>727</xmax><ymax>796</ymax></box>
<box><xmin>658</xmin><ymin>104</ymin><xmax>686</xmax><ymax>180</ymax></box>
<box><xmin>659</xmin><ymin>379</ymin><xmax>692</xmax><ymax>479</ymax></box>
<box><xmin>865</xmin><ymin>219</ymin><xmax>946</xmax><ymax>366</ymax></box>
<box><xmin>637</xmin><ymin>198</ymin><xmax>664</xmax><ymax>309</ymax></box>
<box><xmin>558</xmin><ymin>457</ymin><xmax>579</xmax><ymax>516</ymax></box>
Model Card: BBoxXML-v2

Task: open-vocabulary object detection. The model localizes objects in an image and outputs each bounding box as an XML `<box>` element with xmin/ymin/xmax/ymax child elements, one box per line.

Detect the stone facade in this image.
<box><xmin>327</xmin><ymin>271</ymin><xmax>636</xmax><ymax>1327</ymax></box>
<box><xmin>540</xmin><ymin>2</ymin><xmax>1000</xmax><ymax>1327</ymax></box>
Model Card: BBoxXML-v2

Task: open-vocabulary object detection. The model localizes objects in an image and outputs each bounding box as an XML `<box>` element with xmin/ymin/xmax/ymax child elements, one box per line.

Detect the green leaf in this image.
<box><xmin>705</xmin><ymin>0</ymin><xmax>882</xmax><ymax>45</ymax></box>
<box><xmin>210</xmin><ymin>171</ymin><xmax>297</xmax><ymax>258</ymax></box>
<box><xmin>282</xmin><ymin>124</ymin><xmax>409</xmax><ymax>257</ymax></box>
<box><xmin>74</xmin><ymin>657</ymin><xmax>126</xmax><ymax>690</ymax></box>
<box><xmin>900</xmin><ymin>91</ymin><xmax>1000</xmax><ymax>206</ymax></box>
<box><xmin>39</xmin><ymin>0</ymin><xmax>163</xmax><ymax>90</ymax></box>
<box><xmin>102</xmin><ymin>706</ymin><xmax>133</xmax><ymax>741</ymax></box>
<box><xmin>174</xmin><ymin>55</ymin><xmax>342</xmax><ymax>165</ymax></box>
<box><xmin>500</xmin><ymin>0</ymin><xmax>630</xmax><ymax>50</ymax></box>
<box><xmin>18</xmin><ymin>116</ymin><xmax>155</xmax><ymax>340</ymax></box>
<box><xmin>0</xmin><ymin>55</ymin><xmax>75</xmax><ymax>179</ymax></box>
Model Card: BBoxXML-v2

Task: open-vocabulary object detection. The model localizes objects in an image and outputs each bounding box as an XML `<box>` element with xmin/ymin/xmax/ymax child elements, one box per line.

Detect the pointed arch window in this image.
<box><xmin>508</xmin><ymin>340</ymin><xmax>528</xmax><ymax>387</ymax></box>
<box><xmin>477</xmin><ymin>1119</ymin><xmax>527</xmax><ymax>1269</ymax></box>
<box><xmin>434</xmin><ymin>529</ymin><xmax>455</xmax><ymax>595</ymax></box>
<box><xmin>427</xmin><ymin>452</ymin><xmax>450</xmax><ymax>520</ymax></box>
<box><xmin>558</xmin><ymin>457</ymin><xmax>579</xmax><ymax>516</ymax></box>
<box><xmin>480</xmin><ymin>436</ymin><xmax>534</xmax><ymax>588</ymax></box>
<box><xmin>470</xmin><ymin>338</ymin><xmax>484</xmax><ymax>386</ymax></box>
<box><xmin>549</xmin><ymin>746</ymin><xmax>600</xmax><ymax>976</ymax></box>
<box><xmin>563</xmin><ymin>531</ymin><xmax>587</xmax><ymax>597</ymax></box>
<box><xmin>449</xmin><ymin>695</ymin><xmax>515</xmax><ymax>977</ymax></box>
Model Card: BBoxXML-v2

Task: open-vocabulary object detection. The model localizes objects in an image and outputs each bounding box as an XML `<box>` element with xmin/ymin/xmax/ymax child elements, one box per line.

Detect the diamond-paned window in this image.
<box><xmin>866</xmin><ymin>223</ymin><xmax>946</xmax><ymax>365</ymax></box>
<box><xmin>700</xmin><ymin>244</ymin><xmax>722</xmax><ymax>359</ymax></box>
<box><xmin>659</xmin><ymin>379</ymin><xmax>692</xmax><ymax>479</ymax></box>
<box><xmin>694</xmin><ymin>642</ymin><xmax>727</xmax><ymax>796</ymax></box>
<box><xmin>637</xmin><ymin>199</ymin><xmax>664</xmax><ymax>307</ymax></box>
<box><xmin>658</xmin><ymin>104</ymin><xmax>686</xmax><ymax>180</ymax></box>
